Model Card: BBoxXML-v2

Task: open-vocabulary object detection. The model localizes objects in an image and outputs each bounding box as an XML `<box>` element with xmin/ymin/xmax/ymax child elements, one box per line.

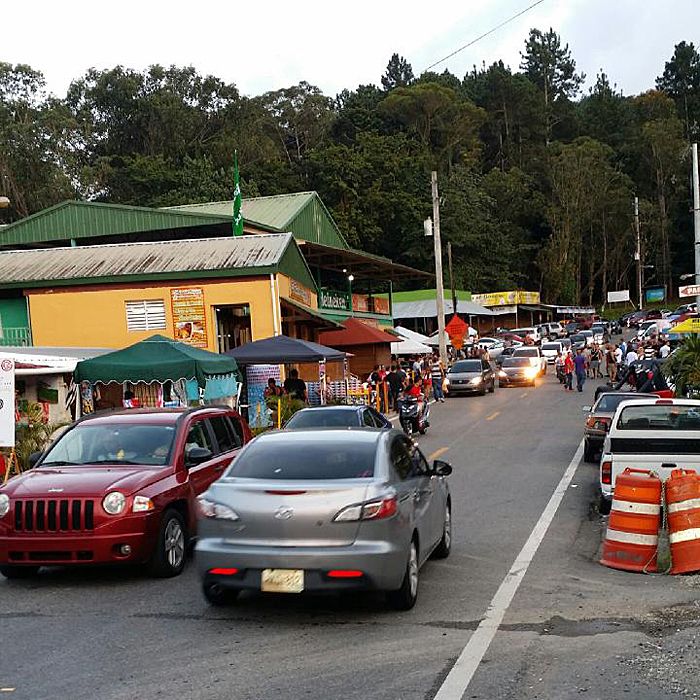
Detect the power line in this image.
<box><xmin>424</xmin><ymin>0</ymin><xmax>546</xmax><ymax>72</ymax></box>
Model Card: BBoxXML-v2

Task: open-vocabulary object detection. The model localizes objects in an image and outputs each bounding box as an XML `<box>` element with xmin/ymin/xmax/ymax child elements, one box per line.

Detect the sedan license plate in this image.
<box><xmin>261</xmin><ymin>568</ymin><xmax>304</xmax><ymax>593</ymax></box>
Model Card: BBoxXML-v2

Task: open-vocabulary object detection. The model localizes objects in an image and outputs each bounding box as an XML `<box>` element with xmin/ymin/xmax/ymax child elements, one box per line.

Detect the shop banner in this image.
<box><xmin>289</xmin><ymin>279</ymin><xmax>313</xmax><ymax>307</ymax></box>
<box><xmin>171</xmin><ymin>288</ymin><xmax>209</xmax><ymax>348</ymax></box>
<box><xmin>607</xmin><ymin>290</ymin><xmax>630</xmax><ymax>303</ymax></box>
<box><xmin>679</xmin><ymin>284</ymin><xmax>700</xmax><ymax>299</ymax></box>
<box><xmin>472</xmin><ymin>290</ymin><xmax>541</xmax><ymax>307</ymax></box>
<box><xmin>320</xmin><ymin>289</ymin><xmax>351</xmax><ymax>311</ymax></box>
<box><xmin>352</xmin><ymin>294</ymin><xmax>370</xmax><ymax>312</ymax></box>
<box><xmin>0</xmin><ymin>358</ymin><xmax>15</xmax><ymax>447</ymax></box>
<box><xmin>373</xmin><ymin>297</ymin><xmax>390</xmax><ymax>315</ymax></box>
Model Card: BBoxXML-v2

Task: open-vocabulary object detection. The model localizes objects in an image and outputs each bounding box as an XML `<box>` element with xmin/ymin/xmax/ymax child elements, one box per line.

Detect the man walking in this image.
<box><xmin>563</xmin><ymin>352</ymin><xmax>575</xmax><ymax>391</ymax></box>
<box><xmin>430</xmin><ymin>355</ymin><xmax>446</xmax><ymax>402</ymax></box>
<box><xmin>573</xmin><ymin>348</ymin><xmax>587</xmax><ymax>393</ymax></box>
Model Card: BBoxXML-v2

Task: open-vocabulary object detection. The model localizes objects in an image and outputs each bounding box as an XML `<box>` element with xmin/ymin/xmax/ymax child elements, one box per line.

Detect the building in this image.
<box><xmin>0</xmin><ymin>193</ymin><xmax>428</xmax><ymax>352</ymax></box>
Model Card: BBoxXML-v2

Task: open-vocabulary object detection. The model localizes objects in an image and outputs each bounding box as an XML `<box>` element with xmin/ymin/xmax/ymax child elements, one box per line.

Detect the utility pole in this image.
<box><xmin>447</xmin><ymin>242</ymin><xmax>458</xmax><ymax>317</ymax></box>
<box><xmin>634</xmin><ymin>196</ymin><xmax>643</xmax><ymax>310</ymax></box>
<box><xmin>431</xmin><ymin>171</ymin><xmax>447</xmax><ymax>366</ymax></box>
<box><xmin>692</xmin><ymin>143</ymin><xmax>700</xmax><ymax>311</ymax></box>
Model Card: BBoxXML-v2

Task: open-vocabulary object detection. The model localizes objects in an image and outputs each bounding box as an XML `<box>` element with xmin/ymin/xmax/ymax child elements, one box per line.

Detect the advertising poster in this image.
<box><xmin>0</xmin><ymin>358</ymin><xmax>15</xmax><ymax>447</ymax></box>
<box><xmin>644</xmin><ymin>286</ymin><xmax>666</xmax><ymax>304</ymax></box>
<box><xmin>171</xmin><ymin>288</ymin><xmax>208</xmax><ymax>348</ymax></box>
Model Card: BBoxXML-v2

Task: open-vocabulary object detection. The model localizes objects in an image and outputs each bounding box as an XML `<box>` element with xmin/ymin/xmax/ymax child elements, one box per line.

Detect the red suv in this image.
<box><xmin>0</xmin><ymin>407</ymin><xmax>252</xmax><ymax>579</ymax></box>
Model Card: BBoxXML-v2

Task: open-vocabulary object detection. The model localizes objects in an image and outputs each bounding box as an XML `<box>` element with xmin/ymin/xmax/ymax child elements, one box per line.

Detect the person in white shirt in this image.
<box><xmin>614</xmin><ymin>346</ymin><xmax>623</xmax><ymax>364</ymax></box>
<box><xmin>625</xmin><ymin>349</ymin><xmax>638</xmax><ymax>365</ymax></box>
<box><xmin>659</xmin><ymin>341</ymin><xmax>671</xmax><ymax>359</ymax></box>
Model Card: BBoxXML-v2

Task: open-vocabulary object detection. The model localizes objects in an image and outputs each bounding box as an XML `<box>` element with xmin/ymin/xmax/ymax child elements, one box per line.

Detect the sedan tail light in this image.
<box><xmin>333</xmin><ymin>496</ymin><xmax>398</xmax><ymax>522</ymax></box>
<box><xmin>327</xmin><ymin>570</ymin><xmax>364</xmax><ymax>578</ymax></box>
<box><xmin>601</xmin><ymin>461</ymin><xmax>612</xmax><ymax>485</ymax></box>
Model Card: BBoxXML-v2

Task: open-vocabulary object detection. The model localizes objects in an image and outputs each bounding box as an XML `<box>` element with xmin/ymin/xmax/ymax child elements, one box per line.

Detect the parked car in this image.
<box><xmin>579</xmin><ymin>329</ymin><xmax>595</xmax><ymax>346</ymax></box>
<box><xmin>285</xmin><ymin>405</ymin><xmax>391</xmax><ymax>430</ymax></box>
<box><xmin>590</xmin><ymin>324</ymin><xmax>607</xmax><ymax>344</ymax></box>
<box><xmin>445</xmin><ymin>358</ymin><xmax>495</xmax><ymax>396</ymax></box>
<box><xmin>195</xmin><ymin>429</ymin><xmax>453</xmax><ymax>609</ymax></box>
<box><xmin>0</xmin><ymin>407</ymin><xmax>252</xmax><ymax>579</ymax></box>
<box><xmin>598</xmin><ymin>398</ymin><xmax>700</xmax><ymax>513</ymax></box>
<box><xmin>564</xmin><ymin>321</ymin><xmax>581</xmax><ymax>336</ymax></box>
<box><xmin>581</xmin><ymin>391</ymin><xmax>657</xmax><ymax>463</ymax></box>
<box><xmin>476</xmin><ymin>337</ymin><xmax>506</xmax><ymax>358</ymax></box>
<box><xmin>511</xmin><ymin>327</ymin><xmax>541</xmax><ymax>344</ymax></box>
<box><xmin>541</xmin><ymin>341</ymin><xmax>564</xmax><ymax>365</ymax></box>
<box><xmin>569</xmin><ymin>333</ymin><xmax>587</xmax><ymax>351</ymax></box>
<box><xmin>512</xmin><ymin>346</ymin><xmax>547</xmax><ymax>376</ymax></box>
<box><xmin>543</xmin><ymin>322</ymin><xmax>566</xmax><ymax>339</ymax></box>
<box><xmin>497</xmin><ymin>357</ymin><xmax>538</xmax><ymax>387</ymax></box>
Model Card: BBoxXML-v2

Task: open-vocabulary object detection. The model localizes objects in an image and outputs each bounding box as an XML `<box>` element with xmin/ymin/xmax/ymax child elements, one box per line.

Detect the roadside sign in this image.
<box><xmin>607</xmin><ymin>290</ymin><xmax>630</xmax><ymax>303</ymax></box>
<box><xmin>0</xmin><ymin>358</ymin><xmax>15</xmax><ymax>447</ymax></box>
<box><xmin>678</xmin><ymin>284</ymin><xmax>700</xmax><ymax>298</ymax></box>
<box><xmin>672</xmin><ymin>318</ymin><xmax>700</xmax><ymax>333</ymax></box>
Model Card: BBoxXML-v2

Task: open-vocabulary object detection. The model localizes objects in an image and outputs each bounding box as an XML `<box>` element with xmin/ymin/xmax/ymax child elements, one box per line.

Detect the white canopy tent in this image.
<box><xmin>391</xmin><ymin>337</ymin><xmax>433</xmax><ymax>356</ymax></box>
<box><xmin>393</xmin><ymin>326</ymin><xmax>433</xmax><ymax>345</ymax></box>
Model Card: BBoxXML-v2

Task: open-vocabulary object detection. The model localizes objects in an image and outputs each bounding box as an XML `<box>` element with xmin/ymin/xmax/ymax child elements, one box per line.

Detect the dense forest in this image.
<box><xmin>1</xmin><ymin>29</ymin><xmax>699</xmax><ymax>303</ymax></box>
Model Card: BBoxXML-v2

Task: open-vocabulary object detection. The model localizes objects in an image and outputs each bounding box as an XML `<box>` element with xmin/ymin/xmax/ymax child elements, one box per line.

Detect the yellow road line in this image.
<box><xmin>428</xmin><ymin>447</ymin><xmax>449</xmax><ymax>461</ymax></box>
<box><xmin>485</xmin><ymin>411</ymin><xmax>500</xmax><ymax>421</ymax></box>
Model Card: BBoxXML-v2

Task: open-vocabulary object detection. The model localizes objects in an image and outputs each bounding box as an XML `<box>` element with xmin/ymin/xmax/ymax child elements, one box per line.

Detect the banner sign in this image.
<box><xmin>679</xmin><ymin>284</ymin><xmax>700</xmax><ymax>299</ymax></box>
<box><xmin>607</xmin><ymin>290</ymin><xmax>630</xmax><ymax>303</ymax></box>
<box><xmin>171</xmin><ymin>288</ymin><xmax>208</xmax><ymax>348</ymax></box>
<box><xmin>472</xmin><ymin>290</ymin><xmax>540</xmax><ymax>306</ymax></box>
<box><xmin>672</xmin><ymin>318</ymin><xmax>700</xmax><ymax>334</ymax></box>
<box><xmin>352</xmin><ymin>294</ymin><xmax>370</xmax><ymax>313</ymax></box>
<box><xmin>373</xmin><ymin>297</ymin><xmax>390</xmax><ymax>315</ymax></box>
<box><xmin>0</xmin><ymin>358</ymin><xmax>15</xmax><ymax>447</ymax></box>
<box><xmin>319</xmin><ymin>289</ymin><xmax>351</xmax><ymax>312</ymax></box>
<box><xmin>645</xmin><ymin>286</ymin><xmax>666</xmax><ymax>304</ymax></box>
<box><xmin>289</xmin><ymin>279</ymin><xmax>313</xmax><ymax>307</ymax></box>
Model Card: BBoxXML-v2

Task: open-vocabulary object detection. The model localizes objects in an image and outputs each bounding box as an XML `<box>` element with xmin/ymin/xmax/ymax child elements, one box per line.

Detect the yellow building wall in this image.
<box><xmin>28</xmin><ymin>277</ymin><xmax>278</xmax><ymax>352</ymax></box>
<box><xmin>276</xmin><ymin>274</ymin><xmax>318</xmax><ymax>310</ymax></box>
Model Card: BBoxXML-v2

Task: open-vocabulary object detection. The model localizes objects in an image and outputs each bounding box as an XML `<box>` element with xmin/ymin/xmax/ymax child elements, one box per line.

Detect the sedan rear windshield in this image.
<box><xmin>230</xmin><ymin>440</ymin><xmax>377</xmax><ymax>479</ymax></box>
<box><xmin>542</xmin><ymin>344</ymin><xmax>561</xmax><ymax>351</ymax></box>
<box><xmin>502</xmin><ymin>357</ymin><xmax>531</xmax><ymax>367</ymax></box>
<box><xmin>41</xmin><ymin>423</ymin><xmax>177</xmax><ymax>467</ymax></box>
<box><xmin>450</xmin><ymin>360</ymin><xmax>482</xmax><ymax>373</ymax></box>
<box><xmin>596</xmin><ymin>394</ymin><xmax>653</xmax><ymax>412</ymax></box>
<box><xmin>514</xmin><ymin>348</ymin><xmax>538</xmax><ymax>357</ymax></box>
<box><xmin>285</xmin><ymin>409</ymin><xmax>357</xmax><ymax>428</ymax></box>
<box><xmin>617</xmin><ymin>405</ymin><xmax>700</xmax><ymax>431</ymax></box>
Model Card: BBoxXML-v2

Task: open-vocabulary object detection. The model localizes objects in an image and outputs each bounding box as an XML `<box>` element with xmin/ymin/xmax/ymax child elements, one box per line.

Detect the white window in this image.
<box><xmin>125</xmin><ymin>300</ymin><xmax>167</xmax><ymax>331</ymax></box>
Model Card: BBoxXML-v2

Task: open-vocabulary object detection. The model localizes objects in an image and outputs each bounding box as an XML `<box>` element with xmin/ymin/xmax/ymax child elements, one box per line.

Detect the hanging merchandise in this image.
<box><xmin>80</xmin><ymin>381</ymin><xmax>94</xmax><ymax>415</ymax></box>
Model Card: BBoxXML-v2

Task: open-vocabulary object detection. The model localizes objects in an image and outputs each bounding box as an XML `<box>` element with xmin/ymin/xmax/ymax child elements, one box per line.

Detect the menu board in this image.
<box><xmin>171</xmin><ymin>288</ymin><xmax>208</xmax><ymax>348</ymax></box>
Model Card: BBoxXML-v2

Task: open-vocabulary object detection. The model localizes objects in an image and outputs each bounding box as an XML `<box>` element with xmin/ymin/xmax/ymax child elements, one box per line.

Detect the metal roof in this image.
<box><xmin>0</xmin><ymin>233</ymin><xmax>317</xmax><ymax>290</ymax></box>
<box><xmin>0</xmin><ymin>201</ymin><xmax>233</xmax><ymax>247</ymax></box>
<box><xmin>392</xmin><ymin>299</ymin><xmax>494</xmax><ymax>319</ymax></box>
<box><xmin>167</xmin><ymin>192</ymin><xmax>349</xmax><ymax>249</ymax></box>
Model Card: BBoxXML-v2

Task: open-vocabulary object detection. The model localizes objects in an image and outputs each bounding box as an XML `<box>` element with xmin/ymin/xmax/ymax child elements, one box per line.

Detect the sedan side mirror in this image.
<box><xmin>28</xmin><ymin>451</ymin><xmax>43</xmax><ymax>468</ymax></box>
<box><xmin>185</xmin><ymin>446</ymin><xmax>213</xmax><ymax>467</ymax></box>
<box><xmin>433</xmin><ymin>459</ymin><xmax>453</xmax><ymax>477</ymax></box>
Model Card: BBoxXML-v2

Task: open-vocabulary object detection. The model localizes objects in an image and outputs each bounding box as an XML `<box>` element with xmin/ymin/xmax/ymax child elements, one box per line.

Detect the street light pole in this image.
<box><xmin>692</xmin><ymin>143</ymin><xmax>700</xmax><ymax>311</ymax></box>
<box><xmin>431</xmin><ymin>171</ymin><xmax>447</xmax><ymax>366</ymax></box>
<box><xmin>634</xmin><ymin>196</ymin><xmax>643</xmax><ymax>309</ymax></box>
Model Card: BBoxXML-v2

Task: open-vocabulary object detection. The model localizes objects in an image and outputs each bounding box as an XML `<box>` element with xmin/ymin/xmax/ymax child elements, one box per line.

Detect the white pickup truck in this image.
<box><xmin>599</xmin><ymin>397</ymin><xmax>700</xmax><ymax>513</ymax></box>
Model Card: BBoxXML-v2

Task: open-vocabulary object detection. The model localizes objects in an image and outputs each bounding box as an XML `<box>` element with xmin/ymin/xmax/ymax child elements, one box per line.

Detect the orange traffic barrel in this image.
<box><xmin>600</xmin><ymin>468</ymin><xmax>661</xmax><ymax>573</ymax></box>
<box><xmin>667</xmin><ymin>469</ymin><xmax>700</xmax><ymax>575</ymax></box>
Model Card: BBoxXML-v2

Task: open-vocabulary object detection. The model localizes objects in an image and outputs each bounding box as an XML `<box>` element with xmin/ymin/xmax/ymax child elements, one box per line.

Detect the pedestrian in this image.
<box><xmin>563</xmin><ymin>352</ymin><xmax>575</xmax><ymax>391</ymax></box>
<box><xmin>583</xmin><ymin>346</ymin><xmax>593</xmax><ymax>378</ymax></box>
<box><xmin>591</xmin><ymin>345</ymin><xmax>603</xmax><ymax>378</ymax></box>
<box><xmin>430</xmin><ymin>354</ymin><xmax>446</xmax><ymax>402</ymax></box>
<box><xmin>263</xmin><ymin>377</ymin><xmax>282</xmax><ymax>398</ymax></box>
<box><xmin>573</xmin><ymin>348</ymin><xmax>587</xmax><ymax>393</ymax></box>
<box><xmin>659</xmin><ymin>339</ymin><xmax>671</xmax><ymax>359</ymax></box>
<box><xmin>643</xmin><ymin>342</ymin><xmax>656</xmax><ymax>360</ymax></box>
<box><xmin>283</xmin><ymin>368</ymin><xmax>307</xmax><ymax>402</ymax></box>
<box><xmin>625</xmin><ymin>346</ymin><xmax>638</xmax><ymax>366</ymax></box>
<box><xmin>387</xmin><ymin>364</ymin><xmax>406</xmax><ymax>411</ymax></box>
<box><xmin>614</xmin><ymin>344</ymin><xmax>623</xmax><ymax>366</ymax></box>
<box><xmin>605</xmin><ymin>344</ymin><xmax>617</xmax><ymax>382</ymax></box>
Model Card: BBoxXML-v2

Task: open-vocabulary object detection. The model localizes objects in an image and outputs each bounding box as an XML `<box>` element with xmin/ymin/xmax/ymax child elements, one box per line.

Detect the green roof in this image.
<box><xmin>167</xmin><ymin>192</ymin><xmax>349</xmax><ymax>249</ymax></box>
<box><xmin>0</xmin><ymin>201</ymin><xmax>233</xmax><ymax>247</ymax></box>
<box><xmin>387</xmin><ymin>289</ymin><xmax>472</xmax><ymax>302</ymax></box>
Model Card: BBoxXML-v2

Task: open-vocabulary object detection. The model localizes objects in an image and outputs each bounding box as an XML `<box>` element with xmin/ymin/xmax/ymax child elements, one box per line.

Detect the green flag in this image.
<box><xmin>233</xmin><ymin>151</ymin><xmax>243</xmax><ymax>236</ymax></box>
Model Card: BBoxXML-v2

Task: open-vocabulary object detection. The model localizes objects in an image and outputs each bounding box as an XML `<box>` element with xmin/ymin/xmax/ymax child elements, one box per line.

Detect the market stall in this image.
<box><xmin>73</xmin><ymin>334</ymin><xmax>240</xmax><ymax>415</ymax></box>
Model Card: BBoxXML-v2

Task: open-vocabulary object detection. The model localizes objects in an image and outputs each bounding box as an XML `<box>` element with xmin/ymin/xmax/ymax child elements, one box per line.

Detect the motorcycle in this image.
<box><xmin>398</xmin><ymin>394</ymin><xmax>430</xmax><ymax>436</ymax></box>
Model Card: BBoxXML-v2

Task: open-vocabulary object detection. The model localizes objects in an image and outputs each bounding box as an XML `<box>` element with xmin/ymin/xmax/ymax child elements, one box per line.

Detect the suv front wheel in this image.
<box><xmin>149</xmin><ymin>509</ymin><xmax>187</xmax><ymax>578</ymax></box>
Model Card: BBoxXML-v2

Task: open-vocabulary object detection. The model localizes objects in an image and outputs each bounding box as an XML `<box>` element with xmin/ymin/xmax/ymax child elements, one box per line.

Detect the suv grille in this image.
<box><xmin>13</xmin><ymin>499</ymin><xmax>95</xmax><ymax>533</ymax></box>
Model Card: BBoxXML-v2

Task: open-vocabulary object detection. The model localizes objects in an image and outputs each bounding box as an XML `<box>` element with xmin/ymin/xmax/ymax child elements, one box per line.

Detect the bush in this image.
<box><xmin>265</xmin><ymin>395</ymin><xmax>306</xmax><ymax>428</ymax></box>
<box><xmin>14</xmin><ymin>402</ymin><xmax>66</xmax><ymax>470</ymax></box>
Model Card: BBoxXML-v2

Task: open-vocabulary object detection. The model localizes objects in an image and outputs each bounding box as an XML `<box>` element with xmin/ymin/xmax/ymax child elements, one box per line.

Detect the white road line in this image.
<box><xmin>433</xmin><ymin>438</ymin><xmax>585</xmax><ymax>700</ymax></box>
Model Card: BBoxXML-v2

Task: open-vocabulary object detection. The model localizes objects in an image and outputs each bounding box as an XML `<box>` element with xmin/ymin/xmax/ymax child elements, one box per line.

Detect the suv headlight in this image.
<box><xmin>102</xmin><ymin>491</ymin><xmax>126</xmax><ymax>515</ymax></box>
<box><xmin>0</xmin><ymin>494</ymin><xmax>9</xmax><ymax>518</ymax></box>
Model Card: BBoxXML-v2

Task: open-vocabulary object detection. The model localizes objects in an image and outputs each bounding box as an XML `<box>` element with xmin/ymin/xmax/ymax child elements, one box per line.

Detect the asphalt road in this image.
<box><xmin>3</xmin><ymin>366</ymin><xmax>700</xmax><ymax>699</ymax></box>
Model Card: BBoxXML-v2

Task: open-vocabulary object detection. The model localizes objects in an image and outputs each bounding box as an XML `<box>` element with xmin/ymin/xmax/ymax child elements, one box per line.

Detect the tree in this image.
<box><xmin>381</xmin><ymin>54</ymin><xmax>415</xmax><ymax>91</ymax></box>
<box><xmin>520</xmin><ymin>28</ymin><xmax>584</xmax><ymax>145</ymax></box>
<box><xmin>656</xmin><ymin>41</ymin><xmax>700</xmax><ymax>139</ymax></box>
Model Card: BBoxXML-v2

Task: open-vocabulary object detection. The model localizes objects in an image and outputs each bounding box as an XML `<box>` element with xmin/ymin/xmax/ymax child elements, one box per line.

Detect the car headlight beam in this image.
<box><xmin>102</xmin><ymin>491</ymin><xmax>126</xmax><ymax>516</ymax></box>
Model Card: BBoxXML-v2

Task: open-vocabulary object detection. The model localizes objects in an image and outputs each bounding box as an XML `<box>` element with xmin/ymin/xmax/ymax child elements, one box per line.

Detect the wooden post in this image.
<box><xmin>277</xmin><ymin>399</ymin><xmax>281</xmax><ymax>429</ymax></box>
<box><xmin>2</xmin><ymin>449</ymin><xmax>19</xmax><ymax>485</ymax></box>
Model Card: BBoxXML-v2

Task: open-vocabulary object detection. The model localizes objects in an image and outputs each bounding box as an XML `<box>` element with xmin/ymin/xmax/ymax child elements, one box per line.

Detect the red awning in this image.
<box><xmin>319</xmin><ymin>318</ymin><xmax>396</xmax><ymax>347</ymax></box>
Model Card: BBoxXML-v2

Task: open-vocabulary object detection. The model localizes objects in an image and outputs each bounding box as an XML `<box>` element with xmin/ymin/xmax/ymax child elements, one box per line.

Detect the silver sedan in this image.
<box><xmin>195</xmin><ymin>428</ymin><xmax>452</xmax><ymax>610</ymax></box>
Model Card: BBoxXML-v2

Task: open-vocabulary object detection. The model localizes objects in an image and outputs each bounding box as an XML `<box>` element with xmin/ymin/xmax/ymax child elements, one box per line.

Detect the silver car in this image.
<box><xmin>195</xmin><ymin>429</ymin><xmax>452</xmax><ymax>610</ymax></box>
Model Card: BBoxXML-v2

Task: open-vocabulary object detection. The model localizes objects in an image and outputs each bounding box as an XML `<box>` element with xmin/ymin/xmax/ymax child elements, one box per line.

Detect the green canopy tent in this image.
<box><xmin>73</xmin><ymin>335</ymin><xmax>240</xmax><ymax>414</ymax></box>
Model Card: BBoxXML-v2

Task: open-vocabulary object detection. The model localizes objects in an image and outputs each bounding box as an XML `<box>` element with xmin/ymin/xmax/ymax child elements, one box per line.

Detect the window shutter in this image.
<box><xmin>125</xmin><ymin>300</ymin><xmax>167</xmax><ymax>331</ymax></box>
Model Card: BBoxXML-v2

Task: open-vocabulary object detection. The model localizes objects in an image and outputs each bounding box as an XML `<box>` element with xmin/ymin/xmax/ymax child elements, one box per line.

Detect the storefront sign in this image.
<box><xmin>607</xmin><ymin>290</ymin><xmax>630</xmax><ymax>303</ymax></box>
<box><xmin>352</xmin><ymin>294</ymin><xmax>369</xmax><ymax>313</ymax></box>
<box><xmin>472</xmin><ymin>290</ymin><xmax>541</xmax><ymax>306</ymax></box>
<box><xmin>679</xmin><ymin>284</ymin><xmax>700</xmax><ymax>299</ymax></box>
<box><xmin>319</xmin><ymin>289</ymin><xmax>351</xmax><ymax>311</ymax></box>
<box><xmin>289</xmin><ymin>279</ymin><xmax>313</xmax><ymax>307</ymax></box>
<box><xmin>0</xmin><ymin>358</ymin><xmax>15</xmax><ymax>447</ymax></box>
<box><xmin>373</xmin><ymin>297</ymin><xmax>390</xmax><ymax>315</ymax></box>
<box><xmin>672</xmin><ymin>318</ymin><xmax>700</xmax><ymax>333</ymax></box>
<box><xmin>170</xmin><ymin>288</ymin><xmax>208</xmax><ymax>348</ymax></box>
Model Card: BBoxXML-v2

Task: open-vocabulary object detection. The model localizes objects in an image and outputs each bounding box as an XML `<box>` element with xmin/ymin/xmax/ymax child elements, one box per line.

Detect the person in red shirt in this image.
<box><xmin>563</xmin><ymin>352</ymin><xmax>575</xmax><ymax>392</ymax></box>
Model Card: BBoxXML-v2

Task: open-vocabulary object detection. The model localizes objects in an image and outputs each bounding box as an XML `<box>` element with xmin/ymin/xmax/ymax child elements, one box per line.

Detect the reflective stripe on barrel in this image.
<box><xmin>604</xmin><ymin>529</ymin><xmax>658</xmax><ymax>546</ymax></box>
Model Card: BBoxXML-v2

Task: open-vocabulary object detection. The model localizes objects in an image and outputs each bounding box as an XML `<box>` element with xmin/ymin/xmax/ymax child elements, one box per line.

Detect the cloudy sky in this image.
<box><xmin>3</xmin><ymin>0</ymin><xmax>698</xmax><ymax>98</ymax></box>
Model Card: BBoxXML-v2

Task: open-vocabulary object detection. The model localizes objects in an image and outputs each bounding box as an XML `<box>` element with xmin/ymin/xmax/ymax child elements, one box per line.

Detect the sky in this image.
<box><xmin>2</xmin><ymin>0</ymin><xmax>698</xmax><ymax>99</ymax></box>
